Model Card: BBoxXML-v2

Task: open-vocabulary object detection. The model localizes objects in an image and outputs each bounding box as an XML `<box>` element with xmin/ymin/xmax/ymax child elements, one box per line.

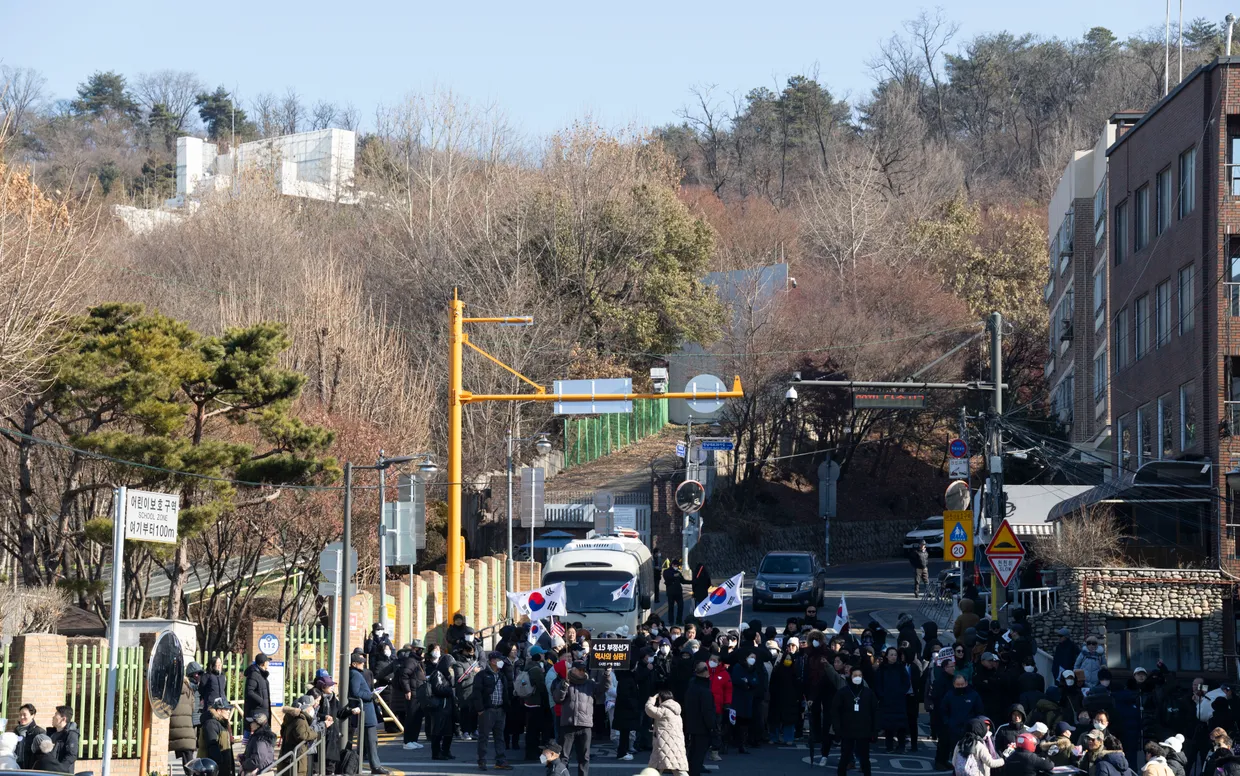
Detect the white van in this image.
<box><xmin>541</xmin><ymin>534</ymin><xmax>655</xmax><ymax>635</ymax></box>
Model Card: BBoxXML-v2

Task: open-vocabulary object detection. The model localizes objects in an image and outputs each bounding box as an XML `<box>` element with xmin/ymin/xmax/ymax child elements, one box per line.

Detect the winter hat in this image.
<box><xmin>1162</xmin><ymin>734</ymin><xmax>1185</xmax><ymax>753</ymax></box>
<box><xmin>1056</xmin><ymin>627</ymin><xmax>1071</xmax><ymax>636</ymax></box>
<box><xmin>186</xmin><ymin>661</ymin><xmax>205</xmax><ymax>676</ymax></box>
<box><xmin>0</xmin><ymin>732</ymin><xmax>17</xmax><ymax>757</ymax></box>
<box><xmin>1055</xmin><ymin>722</ymin><xmax>1075</xmax><ymax>735</ymax></box>
<box><xmin>34</xmin><ymin>734</ymin><xmax>53</xmax><ymax>755</ymax></box>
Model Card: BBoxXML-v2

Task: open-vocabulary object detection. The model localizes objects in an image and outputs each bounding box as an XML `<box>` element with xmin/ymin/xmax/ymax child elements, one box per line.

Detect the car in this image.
<box><xmin>751</xmin><ymin>551</ymin><xmax>827</xmax><ymax>610</ymax></box>
<box><xmin>902</xmin><ymin>516</ymin><xmax>944</xmax><ymax>552</ymax></box>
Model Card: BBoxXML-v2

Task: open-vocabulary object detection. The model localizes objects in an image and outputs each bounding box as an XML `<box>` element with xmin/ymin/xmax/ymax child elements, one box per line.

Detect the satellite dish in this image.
<box><xmin>593</xmin><ymin>491</ymin><xmax>615</xmax><ymax>513</ymax></box>
<box><xmin>147</xmin><ymin>629</ymin><xmax>185</xmax><ymax>720</ymax></box>
<box><xmin>944</xmin><ymin>480</ymin><xmax>971</xmax><ymax>512</ymax></box>
<box><xmin>675</xmin><ymin>480</ymin><xmax>706</xmax><ymax>513</ymax></box>
<box><xmin>685</xmin><ymin>374</ymin><xmax>727</xmax><ymax>415</ymax></box>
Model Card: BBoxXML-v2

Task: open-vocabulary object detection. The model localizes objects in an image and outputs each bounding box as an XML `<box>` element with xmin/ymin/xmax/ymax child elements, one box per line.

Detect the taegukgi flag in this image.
<box><xmin>528</xmin><ymin>620</ymin><xmax>547</xmax><ymax>644</ymax></box>
<box><xmin>694</xmin><ymin>573</ymin><xmax>744</xmax><ymax>617</ymax></box>
<box><xmin>833</xmin><ymin>596</ymin><xmax>850</xmax><ymax>634</ymax></box>
<box><xmin>611</xmin><ymin>578</ymin><xmax>637</xmax><ymax>601</ymax></box>
<box><xmin>507</xmin><ymin>582</ymin><xmax>566</xmax><ymax>620</ymax></box>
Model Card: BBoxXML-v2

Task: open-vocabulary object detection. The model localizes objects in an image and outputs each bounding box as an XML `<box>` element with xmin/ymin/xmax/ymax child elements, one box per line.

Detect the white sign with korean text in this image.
<box><xmin>125</xmin><ymin>490</ymin><xmax>180</xmax><ymax>544</ymax></box>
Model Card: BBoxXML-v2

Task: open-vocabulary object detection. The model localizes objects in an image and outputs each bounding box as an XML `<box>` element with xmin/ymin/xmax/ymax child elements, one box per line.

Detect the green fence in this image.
<box><xmin>0</xmin><ymin>643</ymin><xmax>11</xmax><ymax>722</ymax></box>
<box><xmin>564</xmin><ymin>398</ymin><xmax>668</xmax><ymax>468</ymax></box>
<box><xmin>67</xmin><ymin>643</ymin><xmax>145</xmax><ymax>760</ymax></box>
<box><xmin>286</xmin><ymin>625</ymin><xmax>331</xmax><ymax>701</ymax></box>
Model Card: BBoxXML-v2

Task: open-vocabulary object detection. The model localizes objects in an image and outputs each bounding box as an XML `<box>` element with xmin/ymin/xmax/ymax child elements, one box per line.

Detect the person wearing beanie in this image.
<box><xmin>0</xmin><ymin>731</ymin><xmax>18</xmax><ymax>770</ymax></box>
<box><xmin>1160</xmin><ymin>735</ymin><xmax>1188</xmax><ymax>776</ymax></box>
<box><xmin>30</xmin><ymin>733</ymin><xmax>59</xmax><ymax>773</ymax></box>
<box><xmin>241</xmin><ymin>712</ymin><xmax>278</xmax><ymax>776</ymax></box>
<box><xmin>553</xmin><ymin>657</ymin><xmax>612</xmax><ymax>776</ymax></box>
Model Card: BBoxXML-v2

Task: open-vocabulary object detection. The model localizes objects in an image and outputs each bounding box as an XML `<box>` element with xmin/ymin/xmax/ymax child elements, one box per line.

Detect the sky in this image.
<box><xmin>1</xmin><ymin>0</ymin><xmax>1201</xmax><ymax>138</ymax></box>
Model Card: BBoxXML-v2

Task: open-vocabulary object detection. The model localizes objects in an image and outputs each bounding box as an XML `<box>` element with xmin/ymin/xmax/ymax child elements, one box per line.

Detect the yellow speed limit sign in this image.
<box><xmin>943</xmin><ymin>510</ymin><xmax>974</xmax><ymax>561</ymax></box>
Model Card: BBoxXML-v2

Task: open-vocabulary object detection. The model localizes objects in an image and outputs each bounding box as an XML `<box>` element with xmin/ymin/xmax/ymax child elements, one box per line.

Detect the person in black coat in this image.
<box><xmin>874</xmin><ymin>648</ymin><xmax>912</xmax><ymax>753</ymax></box>
<box><xmin>364</xmin><ymin>623</ymin><xmax>396</xmax><ymax>677</ymax></box>
<box><xmin>1051</xmin><ymin>629</ymin><xmax>1079</xmax><ymax>680</ymax></box>
<box><xmin>922</xmin><ymin>623</ymin><xmax>941</xmax><ymax>663</ymax></box>
<box><xmin>13</xmin><ymin>703</ymin><xmax>45</xmax><ymax>770</ymax></box>
<box><xmin>833</xmin><ymin>666</ymin><xmax>881</xmax><ymax>776</ymax></box>
<box><xmin>729</xmin><ymin>652</ymin><xmax>768</xmax><ymax>754</ymax></box>
<box><xmin>900</xmin><ymin>645</ymin><xmax>925</xmax><ymax>752</ymax></box>
<box><xmin>427</xmin><ymin>654</ymin><xmax>457</xmax><ymax>760</ymax></box>
<box><xmin>682</xmin><ymin>663</ymin><xmax>718</xmax><ymax>776</ymax></box>
<box><xmin>47</xmin><ymin>707</ymin><xmax>78</xmax><ymax>775</ymax></box>
<box><xmin>312</xmin><ymin>673</ymin><xmax>343</xmax><ymax>773</ymax></box>
<box><xmin>200</xmin><ymin>655</ymin><xmax>229</xmax><ymax>718</ymax></box>
<box><xmin>243</xmin><ymin>654</ymin><xmax>272</xmax><ymax>725</ymax></box>
<box><xmin>663</xmin><ymin>559</ymin><xmax>689</xmax><ymax>626</ymax></box>
<box><xmin>1004</xmin><ymin>733</ymin><xmax>1054</xmax><ymax>776</ymax></box>
<box><xmin>908</xmin><ymin>540</ymin><xmax>930</xmax><ymax>595</ymax></box>
<box><xmin>612</xmin><ymin>660</ymin><xmax>644</xmax><ymax>760</ymax></box>
<box><xmin>394</xmin><ymin>645</ymin><xmax>427</xmax><ymax>750</ymax></box>
<box><xmin>690</xmin><ymin>564</ymin><xmax>712</xmax><ymax>608</ymax></box>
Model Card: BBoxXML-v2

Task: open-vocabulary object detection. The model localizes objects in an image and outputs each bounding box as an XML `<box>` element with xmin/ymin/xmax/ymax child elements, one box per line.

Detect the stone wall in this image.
<box><xmin>1029</xmin><ymin>567</ymin><xmax>1230</xmax><ymax>673</ymax></box>
<box><xmin>691</xmin><ymin>517</ymin><xmax>921</xmax><ymax>572</ymax></box>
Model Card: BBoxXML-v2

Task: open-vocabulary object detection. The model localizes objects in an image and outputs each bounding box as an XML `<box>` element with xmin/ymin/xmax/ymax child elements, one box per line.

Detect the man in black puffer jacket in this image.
<box><xmin>682</xmin><ymin>662</ymin><xmax>718</xmax><ymax>776</ymax></box>
<box><xmin>243</xmin><ymin>654</ymin><xmax>272</xmax><ymax>725</ymax></box>
<box><xmin>832</xmin><ymin>666</ymin><xmax>880</xmax><ymax>776</ymax></box>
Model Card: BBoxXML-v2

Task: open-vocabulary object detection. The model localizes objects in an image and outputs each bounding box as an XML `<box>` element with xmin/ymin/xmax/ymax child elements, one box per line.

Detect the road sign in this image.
<box><xmin>700</xmin><ymin>438</ymin><xmax>734</xmax><ymax>452</ymax></box>
<box><xmin>519</xmin><ymin>467</ymin><xmax>546</xmax><ymax>528</ymax></box>
<box><xmin>124</xmin><ymin>489</ymin><xmax>180</xmax><ymax>544</ymax></box>
<box><xmin>949</xmin><ymin>458</ymin><xmax>969</xmax><ymax>479</ymax></box>
<box><xmin>675</xmin><ymin>480</ymin><xmax>705</xmax><ymax>513</ymax></box>
<box><xmin>258</xmin><ymin>633</ymin><xmax>281</xmax><ymax>656</ymax></box>
<box><xmin>948</xmin><ymin>438</ymin><xmax>968</xmax><ymax>458</ymax></box>
<box><xmin>675</xmin><ymin>441</ymin><xmax>687</xmax><ymax>458</ymax></box>
<box><xmin>985</xmin><ymin>520</ymin><xmax>1027</xmax><ymax>586</ymax></box>
<box><xmin>553</xmin><ymin>378</ymin><xmax>633</xmax><ymax>415</ymax></box>
<box><xmin>398</xmin><ymin>473</ymin><xmax>427</xmax><ymax>550</ymax></box>
<box><xmin>943</xmin><ymin>510</ymin><xmax>974</xmax><ymax>561</ymax></box>
<box><xmin>318</xmin><ymin>542</ymin><xmax>358</xmax><ymax>597</ymax></box>
<box><xmin>853</xmin><ymin>389</ymin><xmax>927</xmax><ymax>409</ymax></box>
<box><xmin>685</xmin><ymin>374</ymin><xmax>728</xmax><ymax>415</ymax></box>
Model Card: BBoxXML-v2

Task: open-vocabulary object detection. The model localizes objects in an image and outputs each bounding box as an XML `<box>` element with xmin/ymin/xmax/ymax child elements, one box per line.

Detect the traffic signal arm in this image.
<box><xmin>461</xmin><ymin>375</ymin><xmax>745</xmax><ymax>404</ymax></box>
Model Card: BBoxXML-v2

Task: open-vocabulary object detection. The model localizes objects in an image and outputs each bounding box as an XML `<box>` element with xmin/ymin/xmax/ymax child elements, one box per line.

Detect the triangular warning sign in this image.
<box><xmin>985</xmin><ymin>520</ymin><xmax>1026</xmax><ymax>556</ymax></box>
<box><xmin>949</xmin><ymin>523</ymin><xmax>968</xmax><ymax>542</ymax></box>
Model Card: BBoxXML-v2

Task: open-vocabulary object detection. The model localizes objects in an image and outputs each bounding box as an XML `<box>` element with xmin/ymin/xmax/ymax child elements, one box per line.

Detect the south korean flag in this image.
<box><xmin>694</xmin><ymin>573</ymin><xmax>743</xmax><ymax>617</ymax></box>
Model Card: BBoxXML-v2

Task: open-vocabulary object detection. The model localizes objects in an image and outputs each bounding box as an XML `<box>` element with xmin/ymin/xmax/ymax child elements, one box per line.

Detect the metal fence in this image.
<box><xmin>0</xmin><ymin>644</ymin><xmax>11</xmax><ymax>722</ymax></box>
<box><xmin>193</xmin><ymin>650</ymin><xmax>250</xmax><ymax>737</ymax></box>
<box><xmin>67</xmin><ymin>642</ymin><xmax>145</xmax><ymax>760</ymax></box>
<box><xmin>286</xmin><ymin>625</ymin><xmax>331</xmax><ymax>700</ymax></box>
<box><xmin>563</xmin><ymin>399</ymin><xmax>668</xmax><ymax>468</ymax></box>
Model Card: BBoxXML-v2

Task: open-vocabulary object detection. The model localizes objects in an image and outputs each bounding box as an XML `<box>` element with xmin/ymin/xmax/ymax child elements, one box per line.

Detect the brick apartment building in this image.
<box><xmin>1040</xmin><ymin>57</ymin><xmax>1240</xmax><ymax>676</ymax></box>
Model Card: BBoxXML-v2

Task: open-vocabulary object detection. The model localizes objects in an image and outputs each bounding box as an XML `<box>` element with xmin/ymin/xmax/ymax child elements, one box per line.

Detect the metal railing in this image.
<box><xmin>0</xmin><ymin>642</ymin><xmax>11</xmax><ymax>722</ymax></box>
<box><xmin>66</xmin><ymin>642</ymin><xmax>144</xmax><ymax>759</ymax></box>
<box><xmin>1015</xmin><ymin>586</ymin><xmax>1061</xmax><ymax>616</ymax></box>
<box><xmin>271</xmin><ymin>736</ymin><xmax>326</xmax><ymax>776</ymax></box>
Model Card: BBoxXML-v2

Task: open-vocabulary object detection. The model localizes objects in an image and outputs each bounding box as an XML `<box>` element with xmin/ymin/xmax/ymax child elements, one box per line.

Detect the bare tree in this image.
<box><xmin>251</xmin><ymin>92</ymin><xmax>281</xmax><ymax>137</ymax></box>
<box><xmin>310</xmin><ymin>100</ymin><xmax>338</xmax><ymax>130</ymax></box>
<box><xmin>279</xmin><ymin>88</ymin><xmax>304</xmax><ymax>134</ymax></box>
<box><xmin>0</xmin><ymin>66</ymin><xmax>47</xmax><ymax>141</ymax></box>
<box><xmin>1033</xmin><ymin>505</ymin><xmax>1127</xmax><ymax>568</ymax></box>
<box><xmin>134</xmin><ymin>69</ymin><xmax>205</xmax><ymax>132</ymax></box>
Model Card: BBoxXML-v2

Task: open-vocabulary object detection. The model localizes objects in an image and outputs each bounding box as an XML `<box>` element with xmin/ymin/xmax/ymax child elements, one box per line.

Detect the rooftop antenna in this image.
<box><xmin>1163</xmin><ymin>0</ymin><xmax>1170</xmax><ymax>96</ymax></box>
<box><xmin>1228</xmin><ymin>14</ymin><xmax>1237</xmax><ymax>57</ymax></box>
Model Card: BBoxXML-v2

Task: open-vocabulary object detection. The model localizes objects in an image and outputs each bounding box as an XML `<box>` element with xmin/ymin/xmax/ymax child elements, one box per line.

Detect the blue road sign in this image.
<box><xmin>675</xmin><ymin>441</ymin><xmax>687</xmax><ymax>458</ymax></box>
<box><xmin>949</xmin><ymin>523</ymin><xmax>968</xmax><ymax>542</ymax></box>
<box><xmin>948</xmin><ymin>438</ymin><xmax>968</xmax><ymax>458</ymax></box>
<box><xmin>701</xmin><ymin>439</ymin><xmax>734</xmax><ymax>452</ymax></box>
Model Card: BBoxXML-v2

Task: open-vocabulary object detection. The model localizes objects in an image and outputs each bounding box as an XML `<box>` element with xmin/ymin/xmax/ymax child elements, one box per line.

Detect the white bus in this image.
<box><xmin>541</xmin><ymin>534</ymin><xmax>655</xmax><ymax>634</ymax></box>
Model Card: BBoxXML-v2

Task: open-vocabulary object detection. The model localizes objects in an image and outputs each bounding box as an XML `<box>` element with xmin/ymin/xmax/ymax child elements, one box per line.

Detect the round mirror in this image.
<box><xmin>674</xmin><ymin>480</ymin><xmax>705</xmax><ymax>513</ymax></box>
<box><xmin>147</xmin><ymin>629</ymin><xmax>185</xmax><ymax>720</ymax></box>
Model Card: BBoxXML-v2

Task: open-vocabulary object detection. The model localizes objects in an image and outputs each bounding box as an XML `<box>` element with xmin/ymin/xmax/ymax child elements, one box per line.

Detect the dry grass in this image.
<box><xmin>0</xmin><ymin>585</ymin><xmax>70</xmax><ymax>634</ymax></box>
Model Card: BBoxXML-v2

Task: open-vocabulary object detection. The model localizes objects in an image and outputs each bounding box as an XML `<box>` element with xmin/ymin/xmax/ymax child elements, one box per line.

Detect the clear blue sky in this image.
<box><xmin>2</xmin><ymin>0</ymin><xmax>1181</xmax><ymax>137</ymax></box>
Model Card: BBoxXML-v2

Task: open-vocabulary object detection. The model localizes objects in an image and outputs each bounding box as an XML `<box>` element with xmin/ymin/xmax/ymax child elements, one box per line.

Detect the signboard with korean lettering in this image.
<box><xmin>589</xmin><ymin>638</ymin><xmax>632</xmax><ymax>670</ymax></box>
<box><xmin>125</xmin><ymin>490</ymin><xmax>180</xmax><ymax>544</ymax></box>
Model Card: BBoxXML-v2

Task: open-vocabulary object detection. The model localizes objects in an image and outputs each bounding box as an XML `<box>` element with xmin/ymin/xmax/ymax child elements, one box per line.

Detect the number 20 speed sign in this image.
<box><xmin>125</xmin><ymin>489</ymin><xmax>180</xmax><ymax>544</ymax></box>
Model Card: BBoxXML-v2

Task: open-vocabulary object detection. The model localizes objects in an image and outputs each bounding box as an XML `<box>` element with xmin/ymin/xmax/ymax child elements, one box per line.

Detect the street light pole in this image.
<box><xmin>338</xmin><ymin>461</ymin><xmax>353</xmax><ymax>756</ymax></box>
<box><xmin>377</xmin><ymin>449</ymin><xmax>388</xmax><ymax>634</ymax></box>
<box><xmin>506</xmin><ymin>429</ymin><xmax>514</xmax><ymax>616</ymax></box>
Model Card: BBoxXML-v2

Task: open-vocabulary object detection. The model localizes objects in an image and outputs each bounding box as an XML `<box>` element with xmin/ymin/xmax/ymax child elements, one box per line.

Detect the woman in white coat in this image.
<box><xmin>645</xmin><ymin>691</ymin><xmax>689</xmax><ymax>776</ymax></box>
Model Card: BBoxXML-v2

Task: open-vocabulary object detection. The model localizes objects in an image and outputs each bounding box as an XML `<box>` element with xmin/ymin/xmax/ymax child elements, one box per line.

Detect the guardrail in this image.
<box><xmin>271</xmin><ymin>735</ymin><xmax>326</xmax><ymax>776</ymax></box>
<box><xmin>975</xmin><ymin>586</ymin><xmax>1060</xmax><ymax>617</ymax></box>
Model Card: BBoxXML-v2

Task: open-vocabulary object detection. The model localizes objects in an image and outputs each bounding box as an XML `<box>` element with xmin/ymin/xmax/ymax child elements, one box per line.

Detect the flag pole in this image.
<box><xmin>738</xmin><ymin>572</ymin><xmax>745</xmax><ymax>631</ymax></box>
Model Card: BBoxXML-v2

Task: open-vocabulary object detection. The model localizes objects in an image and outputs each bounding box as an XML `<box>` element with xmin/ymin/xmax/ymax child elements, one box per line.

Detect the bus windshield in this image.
<box><xmin>542</xmin><ymin>570</ymin><xmax>637</xmax><ymax>613</ymax></box>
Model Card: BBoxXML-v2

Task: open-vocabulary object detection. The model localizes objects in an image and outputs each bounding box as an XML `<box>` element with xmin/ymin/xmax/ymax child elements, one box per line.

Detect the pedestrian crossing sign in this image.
<box><xmin>943</xmin><ymin>510</ymin><xmax>974</xmax><ymax>561</ymax></box>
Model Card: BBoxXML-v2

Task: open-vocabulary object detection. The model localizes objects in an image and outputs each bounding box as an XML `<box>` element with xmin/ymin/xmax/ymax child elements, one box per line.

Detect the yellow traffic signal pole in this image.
<box><xmin>444</xmin><ymin>290</ymin><xmax>744</xmax><ymax>620</ymax></box>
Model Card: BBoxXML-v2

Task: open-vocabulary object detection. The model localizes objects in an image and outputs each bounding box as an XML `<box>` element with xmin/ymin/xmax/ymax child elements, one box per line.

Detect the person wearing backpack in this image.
<box><xmin>953</xmin><ymin>718</ymin><xmax>1009</xmax><ymax>776</ymax></box>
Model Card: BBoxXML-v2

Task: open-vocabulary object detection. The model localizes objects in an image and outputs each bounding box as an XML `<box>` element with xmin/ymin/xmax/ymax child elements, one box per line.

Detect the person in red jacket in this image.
<box><xmin>707</xmin><ymin>650</ymin><xmax>733</xmax><ymax>761</ymax></box>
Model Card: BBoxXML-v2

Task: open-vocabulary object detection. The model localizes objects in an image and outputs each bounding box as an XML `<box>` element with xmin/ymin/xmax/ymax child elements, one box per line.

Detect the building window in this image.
<box><xmin>1137</xmin><ymin>404</ymin><xmax>1152</xmax><ymax>466</ymax></box>
<box><xmin>1134</xmin><ymin>186</ymin><xmax>1149</xmax><ymax>251</ymax></box>
<box><xmin>1114</xmin><ymin>201</ymin><xmax>1128</xmax><ymax>264</ymax></box>
<box><xmin>1094</xmin><ymin>267</ymin><xmax>1106</xmax><ymax>331</ymax></box>
<box><xmin>1158</xmin><ymin>393</ymin><xmax>1175</xmax><ymax>458</ymax></box>
<box><xmin>1180</xmin><ymin>146</ymin><xmax>1196</xmax><ymax>217</ymax></box>
<box><xmin>1180</xmin><ymin>381</ymin><xmax>1197</xmax><ymax>449</ymax></box>
<box><xmin>1094</xmin><ymin>352</ymin><xmax>1107</xmax><ymax>401</ymax></box>
<box><xmin>1232</xmin><ymin>135</ymin><xmax>1240</xmax><ymax>197</ymax></box>
<box><xmin>1094</xmin><ymin>181</ymin><xmax>1107</xmax><ymax>246</ymax></box>
<box><xmin>1105</xmin><ymin>618</ymin><xmax>1201</xmax><ymax>671</ymax></box>
<box><xmin>1179</xmin><ymin>264</ymin><xmax>1194</xmax><ymax>334</ymax></box>
<box><xmin>1155</xmin><ymin>280</ymin><xmax>1171</xmax><ymax>347</ymax></box>
<box><xmin>1156</xmin><ymin>168</ymin><xmax>1172</xmax><ymax>235</ymax></box>
<box><xmin>1115</xmin><ymin>307</ymin><xmax>1129</xmax><ymax>370</ymax></box>
<box><xmin>1117</xmin><ymin>414</ymin><xmax>1132</xmax><ymax>471</ymax></box>
<box><xmin>1135</xmin><ymin>294</ymin><xmax>1149</xmax><ymax>358</ymax></box>
<box><xmin>1230</xmin><ymin>254</ymin><xmax>1240</xmax><ymax>318</ymax></box>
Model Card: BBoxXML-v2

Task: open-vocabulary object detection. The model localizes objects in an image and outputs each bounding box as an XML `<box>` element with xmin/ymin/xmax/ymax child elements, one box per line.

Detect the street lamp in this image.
<box><xmin>375</xmin><ymin>452</ymin><xmax>437</xmax><ymax>635</ymax></box>
<box><xmin>507</xmin><ymin>431</ymin><xmax>553</xmax><ymax>615</ymax></box>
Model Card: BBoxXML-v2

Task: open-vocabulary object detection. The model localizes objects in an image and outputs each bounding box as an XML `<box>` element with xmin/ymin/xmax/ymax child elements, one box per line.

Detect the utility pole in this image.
<box><xmin>506</xmin><ymin>429</ymin><xmax>515</xmax><ymax>614</ymax></box>
<box><xmin>338</xmin><ymin>461</ymin><xmax>353</xmax><ymax>757</ymax></box>
<box><xmin>987</xmin><ymin>312</ymin><xmax>1005</xmax><ymax>622</ymax></box>
<box><xmin>377</xmin><ymin>449</ymin><xmax>388</xmax><ymax>634</ymax></box>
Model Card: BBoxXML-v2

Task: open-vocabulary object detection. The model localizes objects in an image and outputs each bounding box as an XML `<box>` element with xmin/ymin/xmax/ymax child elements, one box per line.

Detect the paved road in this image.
<box><xmin>366</xmin><ymin>558</ymin><xmax>955</xmax><ymax>776</ymax></box>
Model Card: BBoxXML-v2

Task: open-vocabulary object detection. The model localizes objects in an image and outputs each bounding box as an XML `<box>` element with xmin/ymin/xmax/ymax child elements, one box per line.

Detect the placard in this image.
<box><xmin>589</xmin><ymin>638</ymin><xmax>632</xmax><ymax>670</ymax></box>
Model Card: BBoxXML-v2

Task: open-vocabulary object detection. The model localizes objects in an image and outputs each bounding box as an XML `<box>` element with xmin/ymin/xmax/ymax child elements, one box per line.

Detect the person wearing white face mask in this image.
<box><xmin>1073</xmin><ymin>636</ymin><xmax>1104</xmax><ymax>687</ymax></box>
<box><xmin>728</xmin><ymin>647</ymin><xmax>768</xmax><ymax>755</ymax></box>
<box><xmin>476</xmin><ymin>651</ymin><xmax>514</xmax><ymax>770</ymax></box>
<box><xmin>540</xmin><ymin>741</ymin><xmax>571</xmax><ymax>776</ymax></box>
<box><xmin>832</xmin><ymin>667</ymin><xmax>880</xmax><ymax>776</ymax></box>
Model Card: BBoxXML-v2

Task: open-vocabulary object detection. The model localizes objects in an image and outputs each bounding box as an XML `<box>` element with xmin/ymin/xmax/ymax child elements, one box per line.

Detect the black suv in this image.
<box><xmin>752</xmin><ymin>551</ymin><xmax>826</xmax><ymax>610</ymax></box>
